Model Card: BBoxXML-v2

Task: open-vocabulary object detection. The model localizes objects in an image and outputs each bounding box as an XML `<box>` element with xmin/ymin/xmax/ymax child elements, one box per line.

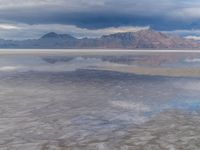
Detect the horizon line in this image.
<box><xmin>0</xmin><ymin>49</ymin><xmax>200</xmax><ymax>56</ymax></box>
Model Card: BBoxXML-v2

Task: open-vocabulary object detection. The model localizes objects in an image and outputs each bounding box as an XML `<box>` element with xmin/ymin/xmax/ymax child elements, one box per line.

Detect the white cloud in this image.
<box><xmin>98</xmin><ymin>26</ymin><xmax>149</xmax><ymax>34</ymax></box>
<box><xmin>0</xmin><ymin>23</ymin><xmax>149</xmax><ymax>40</ymax></box>
<box><xmin>0</xmin><ymin>0</ymin><xmax>55</xmax><ymax>9</ymax></box>
<box><xmin>0</xmin><ymin>0</ymin><xmax>106</xmax><ymax>11</ymax></box>
<box><xmin>172</xmin><ymin>7</ymin><xmax>200</xmax><ymax>19</ymax></box>
<box><xmin>0</xmin><ymin>24</ymin><xmax>19</xmax><ymax>30</ymax></box>
<box><xmin>0</xmin><ymin>0</ymin><xmax>190</xmax><ymax>17</ymax></box>
<box><xmin>0</xmin><ymin>0</ymin><xmax>198</xmax><ymax>33</ymax></box>
<box><xmin>163</xmin><ymin>29</ymin><xmax>200</xmax><ymax>38</ymax></box>
<box><xmin>79</xmin><ymin>0</ymin><xmax>105</xmax><ymax>6</ymax></box>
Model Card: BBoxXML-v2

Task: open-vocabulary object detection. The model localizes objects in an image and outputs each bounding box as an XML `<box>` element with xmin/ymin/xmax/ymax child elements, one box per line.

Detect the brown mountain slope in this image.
<box><xmin>0</xmin><ymin>29</ymin><xmax>199</xmax><ymax>49</ymax></box>
<box><xmin>92</xmin><ymin>29</ymin><xmax>199</xmax><ymax>49</ymax></box>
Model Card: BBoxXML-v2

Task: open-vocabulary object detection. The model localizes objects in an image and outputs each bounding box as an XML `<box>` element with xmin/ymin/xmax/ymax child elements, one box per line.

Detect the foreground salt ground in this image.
<box><xmin>0</xmin><ymin>54</ymin><xmax>200</xmax><ymax>149</ymax></box>
<box><xmin>1</xmin><ymin>71</ymin><xmax>200</xmax><ymax>150</ymax></box>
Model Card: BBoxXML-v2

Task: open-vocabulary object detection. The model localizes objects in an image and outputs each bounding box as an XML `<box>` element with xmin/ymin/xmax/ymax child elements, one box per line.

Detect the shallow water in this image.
<box><xmin>0</xmin><ymin>54</ymin><xmax>200</xmax><ymax>149</ymax></box>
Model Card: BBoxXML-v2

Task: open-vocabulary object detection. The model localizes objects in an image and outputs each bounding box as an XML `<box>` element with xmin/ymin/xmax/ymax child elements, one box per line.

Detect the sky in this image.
<box><xmin>1</xmin><ymin>0</ymin><xmax>200</xmax><ymax>40</ymax></box>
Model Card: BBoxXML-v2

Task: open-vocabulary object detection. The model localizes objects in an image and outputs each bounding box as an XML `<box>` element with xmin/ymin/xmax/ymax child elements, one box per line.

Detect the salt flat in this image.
<box><xmin>0</xmin><ymin>52</ymin><xmax>200</xmax><ymax>149</ymax></box>
<box><xmin>1</xmin><ymin>49</ymin><xmax>200</xmax><ymax>56</ymax></box>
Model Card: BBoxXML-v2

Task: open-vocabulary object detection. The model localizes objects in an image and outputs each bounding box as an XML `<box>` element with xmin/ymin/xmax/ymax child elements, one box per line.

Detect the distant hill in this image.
<box><xmin>0</xmin><ymin>29</ymin><xmax>200</xmax><ymax>49</ymax></box>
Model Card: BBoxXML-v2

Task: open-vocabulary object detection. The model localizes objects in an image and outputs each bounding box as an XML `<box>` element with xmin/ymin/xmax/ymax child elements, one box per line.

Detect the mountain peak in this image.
<box><xmin>136</xmin><ymin>29</ymin><xmax>160</xmax><ymax>35</ymax></box>
<box><xmin>101</xmin><ymin>32</ymin><xmax>135</xmax><ymax>39</ymax></box>
<box><xmin>101</xmin><ymin>29</ymin><xmax>156</xmax><ymax>38</ymax></box>
<box><xmin>41</xmin><ymin>32</ymin><xmax>58</xmax><ymax>38</ymax></box>
<box><xmin>0</xmin><ymin>30</ymin><xmax>198</xmax><ymax>49</ymax></box>
<box><xmin>41</xmin><ymin>32</ymin><xmax>76</xmax><ymax>39</ymax></box>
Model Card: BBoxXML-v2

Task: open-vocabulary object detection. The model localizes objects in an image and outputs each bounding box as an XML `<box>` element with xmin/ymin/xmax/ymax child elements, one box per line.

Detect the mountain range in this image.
<box><xmin>0</xmin><ymin>29</ymin><xmax>200</xmax><ymax>49</ymax></box>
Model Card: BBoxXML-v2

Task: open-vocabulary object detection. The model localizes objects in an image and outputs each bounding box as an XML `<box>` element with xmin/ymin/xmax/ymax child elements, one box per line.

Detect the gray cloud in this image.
<box><xmin>0</xmin><ymin>23</ymin><xmax>149</xmax><ymax>40</ymax></box>
<box><xmin>0</xmin><ymin>0</ymin><xmax>195</xmax><ymax>25</ymax></box>
<box><xmin>0</xmin><ymin>0</ymin><xmax>200</xmax><ymax>39</ymax></box>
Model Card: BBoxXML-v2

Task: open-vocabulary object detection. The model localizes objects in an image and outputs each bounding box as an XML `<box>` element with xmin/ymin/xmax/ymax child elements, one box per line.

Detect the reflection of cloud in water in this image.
<box><xmin>167</xmin><ymin>99</ymin><xmax>200</xmax><ymax>112</ymax></box>
<box><xmin>185</xmin><ymin>58</ymin><xmax>200</xmax><ymax>63</ymax></box>
<box><xmin>110</xmin><ymin>101</ymin><xmax>152</xmax><ymax>124</ymax></box>
<box><xmin>110</xmin><ymin>101</ymin><xmax>151</xmax><ymax>112</ymax></box>
<box><xmin>175</xmin><ymin>80</ymin><xmax>200</xmax><ymax>91</ymax></box>
<box><xmin>1</xmin><ymin>55</ymin><xmax>200</xmax><ymax>149</ymax></box>
<box><xmin>0</xmin><ymin>56</ymin><xmax>113</xmax><ymax>72</ymax></box>
<box><xmin>70</xmin><ymin>57</ymin><xmax>103</xmax><ymax>64</ymax></box>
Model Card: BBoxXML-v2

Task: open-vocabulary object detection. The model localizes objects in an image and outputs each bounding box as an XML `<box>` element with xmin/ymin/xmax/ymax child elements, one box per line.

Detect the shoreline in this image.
<box><xmin>87</xmin><ymin>65</ymin><xmax>200</xmax><ymax>78</ymax></box>
<box><xmin>1</xmin><ymin>49</ymin><xmax>200</xmax><ymax>56</ymax></box>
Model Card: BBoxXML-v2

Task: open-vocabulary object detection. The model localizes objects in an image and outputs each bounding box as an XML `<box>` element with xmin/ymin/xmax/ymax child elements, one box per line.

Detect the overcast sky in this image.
<box><xmin>1</xmin><ymin>0</ymin><xmax>200</xmax><ymax>40</ymax></box>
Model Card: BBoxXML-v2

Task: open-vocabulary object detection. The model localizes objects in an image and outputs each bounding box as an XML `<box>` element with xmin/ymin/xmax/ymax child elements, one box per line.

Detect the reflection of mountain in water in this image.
<box><xmin>0</xmin><ymin>55</ymin><xmax>200</xmax><ymax>149</ymax></box>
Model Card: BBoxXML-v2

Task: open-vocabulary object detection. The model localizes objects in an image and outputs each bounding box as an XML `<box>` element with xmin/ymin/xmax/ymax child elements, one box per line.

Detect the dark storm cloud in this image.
<box><xmin>1</xmin><ymin>0</ymin><xmax>200</xmax><ymax>40</ymax></box>
<box><xmin>0</xmin><ymin>0</ymin><xmax>200</xmax><ymax>31</ymax></box>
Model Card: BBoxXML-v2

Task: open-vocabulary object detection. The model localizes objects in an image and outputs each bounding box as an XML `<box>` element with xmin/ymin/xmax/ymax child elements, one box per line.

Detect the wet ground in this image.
<box><xmin>0</xmin><ymin>53</ymin><xmax>200</xmax><ymax>149</ymax></box>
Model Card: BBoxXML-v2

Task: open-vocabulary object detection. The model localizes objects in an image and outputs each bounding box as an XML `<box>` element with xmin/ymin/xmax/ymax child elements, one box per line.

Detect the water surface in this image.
<box><xmin>0</xmin><ymin>52</ymin><xmax>200</xmax><ymax>149</ymax></box>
